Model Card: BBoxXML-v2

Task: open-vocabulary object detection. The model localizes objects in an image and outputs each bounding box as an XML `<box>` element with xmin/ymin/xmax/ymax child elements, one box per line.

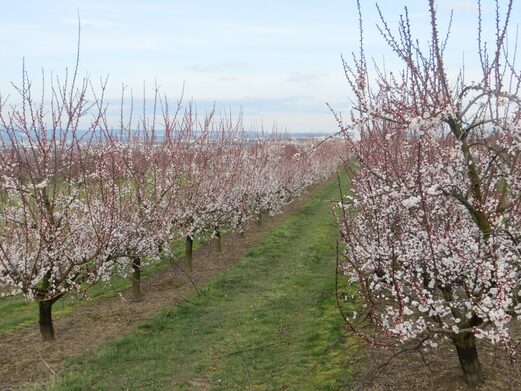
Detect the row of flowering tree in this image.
<box><xmin>336</xmin><ymin>0</ymin><xmax>520</xmax><ymax>387</ymax></box>
<box><xmin>0</xmin><ymin>66</ymin><xmax>342</xmax><ymax>341</ymax></box>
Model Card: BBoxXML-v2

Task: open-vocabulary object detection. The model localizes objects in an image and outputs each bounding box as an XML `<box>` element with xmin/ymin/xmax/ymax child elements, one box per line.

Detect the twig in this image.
<box><xmin>223</xmin><ymin>341</ymin><xmax>279</xmax><ymax>357</ymax></box>
<box><xmin>371</xmin><ymin>336</ymin><xmax>429</xmax><ymax>377</ymax></box>
<box><xmin>36</xmin><ymin>350</ymin><xmax>57</xmax><ymax>376</ymax></box>
<box><xmin>171</xmin><ymin>262</ymin><xmax>203</xmax><ymax>295</ymax></box>
<box><xmin>240</xmin><ymin>356</ymin><xmax>253</xmax><ymax>391</ymax></box>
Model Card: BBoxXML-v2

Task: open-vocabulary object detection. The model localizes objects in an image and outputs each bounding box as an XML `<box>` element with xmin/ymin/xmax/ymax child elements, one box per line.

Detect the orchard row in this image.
<box><xmin>0</xmin><ymin>76</ymin><xmax>343</xmax><ymax>340</ymax></box>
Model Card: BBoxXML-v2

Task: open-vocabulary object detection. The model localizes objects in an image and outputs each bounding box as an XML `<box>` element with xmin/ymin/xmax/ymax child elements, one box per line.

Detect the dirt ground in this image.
<box><xmin>349</xmin><ymin>329</ymin><xmax>521</xmax><ymax>390</ymax></box>
<box><xmin>0</xmin><ymin>180</ymin><xmax>330</xmax><ymax>391</ymax></box>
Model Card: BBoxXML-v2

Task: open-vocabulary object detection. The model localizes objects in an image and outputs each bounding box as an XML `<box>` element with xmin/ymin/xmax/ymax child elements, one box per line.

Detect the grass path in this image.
<box><xmin>46</xmin><ymin>177</ymin><xmax>359</xmax><ymax>391</ymax></box>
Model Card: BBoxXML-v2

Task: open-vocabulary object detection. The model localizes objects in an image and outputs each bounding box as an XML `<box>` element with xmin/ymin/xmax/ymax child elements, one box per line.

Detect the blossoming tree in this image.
<box><xmin>337</xmin><ymin>0</ymin><xmax>521</xmax><ymax>386</ymax></box>
<box><xmin>0</xmin><ymin>69</ymin><xmax>120</xmax><ymax>341</ymax></box>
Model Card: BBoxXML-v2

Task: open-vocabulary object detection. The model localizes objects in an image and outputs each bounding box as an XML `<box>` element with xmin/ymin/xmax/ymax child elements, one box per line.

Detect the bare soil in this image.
<box><xmin>0</xmin><ymin>180</ymin><xmax>329</xmax><ymax>391</ymax></box>
<box><xmin>350</xmin><ymin>331</ymin><xmax>521</xmax><ymax>390</ymax></box>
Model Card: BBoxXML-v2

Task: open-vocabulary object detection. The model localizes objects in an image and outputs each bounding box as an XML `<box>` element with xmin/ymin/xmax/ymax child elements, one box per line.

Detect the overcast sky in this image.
<box><xmin>0</xmin><ymin>1</ymin><xmax>518</xmax><ymax>132</ymax></box>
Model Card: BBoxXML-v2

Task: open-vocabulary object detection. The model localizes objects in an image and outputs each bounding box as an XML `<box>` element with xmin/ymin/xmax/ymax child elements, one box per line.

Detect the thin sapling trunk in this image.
<box><xmin>185</xmin><ymin>235</ymin><xmax>193</xmax><ymax>271</ymax></box>
<box><xmin>131</xmin><ymin>257</ymin><xmax>142</xmax><ymax>301</ymax></box>
<box><xmin>214</xmin><ymin>228</ymin><xmax>222</xmax><ymax>252</ymax></box>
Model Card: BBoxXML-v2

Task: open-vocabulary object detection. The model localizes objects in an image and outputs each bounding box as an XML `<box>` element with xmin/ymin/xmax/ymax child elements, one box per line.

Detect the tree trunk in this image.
<box><xmin>452</xmin><ymin>332</ymin><xmax>484</xmax><ymax>387</ymax></box>
<box><xmin>257</xmin><ymin>214</ymin><xmax>262</xmax><ymax>226</ymax></box>
<box><xmin>38</xmin><ymin>300</ymin><xmax>55</xmax><ymax>341</ymax></box>
<box><xmin>131</xmin><ymin>257</ymin><xmax>142</xmax><ymax>301</ymax></box>
<box><xmin>185</xmin><ymin>235</ymin><xmax>193</xmax><ymax>271</ymax></box>
<box><xmin>214</xmin><ymin>229</ymin><xmax>222</xmax><ymax>252</ymax></box>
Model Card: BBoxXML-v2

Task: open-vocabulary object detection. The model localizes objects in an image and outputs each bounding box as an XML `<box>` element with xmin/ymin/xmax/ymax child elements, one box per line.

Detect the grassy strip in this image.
<box><xmin>45</xmin><ymin>175</ymin><xmax>360</xmax><ymax>391</ymax></box>
<box><xmin>0</xmin><ymin>238</ymin><xmax>205</xmax><ymax>335</ymax></box>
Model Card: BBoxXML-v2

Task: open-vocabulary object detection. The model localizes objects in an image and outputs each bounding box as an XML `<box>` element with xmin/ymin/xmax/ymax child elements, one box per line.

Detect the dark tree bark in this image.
<box><xmin>38</xmin><ymin>299</ymin><xmax>55</xmax><ymax>341</ymax></box>
<box><xmin>131</xmin><ymin>257</ymin><xmax>142</xmax><ymax>301</ymax></box>
<box><xmin>452</xmin><ymin>332</ymin><xmax>484</xmax><ymax>387</ymax></box>
<box><xmin>214</xmin><ymin>228</ymin><xmax>222</xmax><ymax>252</ymax></box>
<box><xmin>185</xmin><ymin>235</ymin><xmax>193</xmax><ymax>271</ymax></box>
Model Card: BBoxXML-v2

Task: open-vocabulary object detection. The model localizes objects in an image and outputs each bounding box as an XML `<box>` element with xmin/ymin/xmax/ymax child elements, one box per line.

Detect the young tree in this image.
<box><xmin>337</xmin><ymin>0</ymin><xmax>521</xmax><ymax>386</ymax></box>
<box><xmin>104</xmin><ymin>86</ymin><xmax>183</xmax><ymax>302</ymax></box>
<box><xmin>0</xmin><ymin>67</ymin><xmax>120</xmax><ymax>341</ymax></box>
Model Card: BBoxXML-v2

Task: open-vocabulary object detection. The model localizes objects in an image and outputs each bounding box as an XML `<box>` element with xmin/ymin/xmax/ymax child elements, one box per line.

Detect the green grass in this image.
<box><xmin>44</xmin><ymin>175</ymin><xmax>360</xmax><ymax>391</ymax></box>
<box><xmin>0</xmin><ymin>237</ymin><xmax>205</xmax><ymax>335</ymax></box>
